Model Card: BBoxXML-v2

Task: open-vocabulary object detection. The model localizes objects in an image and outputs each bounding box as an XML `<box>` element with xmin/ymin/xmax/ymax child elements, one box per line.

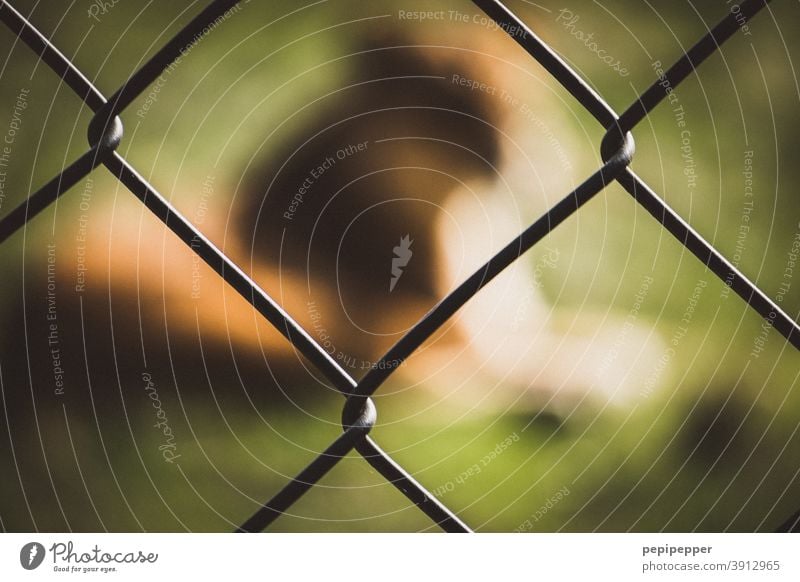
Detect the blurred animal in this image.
<box><xmin>3</xmin><ymin>30</ymin><xmax>664</xmax><ymax>426</ymax></box>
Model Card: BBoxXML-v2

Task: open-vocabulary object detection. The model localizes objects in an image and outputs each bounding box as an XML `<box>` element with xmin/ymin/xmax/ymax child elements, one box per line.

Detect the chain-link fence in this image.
<box><xmin>0</xmin><ymin>0</ymin><xmax>798</xmax><ymax>533</ymax></box>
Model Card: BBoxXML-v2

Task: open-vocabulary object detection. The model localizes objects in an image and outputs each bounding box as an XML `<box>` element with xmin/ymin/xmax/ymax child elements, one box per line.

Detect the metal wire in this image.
<box><xmin>0</xmin><ymin>0</ymin><xmax>796</xmax><ymax>533</ymax></box>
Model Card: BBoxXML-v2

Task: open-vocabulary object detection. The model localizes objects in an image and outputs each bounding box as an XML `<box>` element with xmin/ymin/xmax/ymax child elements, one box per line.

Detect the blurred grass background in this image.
<box><xmin>0</xmin><ymin>0</ymin><xmax>798</xmax><ymax>532</ymax></box>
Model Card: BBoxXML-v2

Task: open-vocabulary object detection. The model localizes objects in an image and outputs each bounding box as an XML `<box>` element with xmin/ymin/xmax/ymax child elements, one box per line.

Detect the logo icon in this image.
<box><xmin>20</xmin><ymin>542</ymin><xmax>45</xmax><ymax>570</ymax></box>
<box><xmin>389</xmin><ymin>235</ymin><xmax>413</xmax><ymax>292</ymax></box>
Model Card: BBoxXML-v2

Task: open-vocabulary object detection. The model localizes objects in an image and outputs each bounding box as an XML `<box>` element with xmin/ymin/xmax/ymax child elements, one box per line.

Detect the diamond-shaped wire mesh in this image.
<box><xmin>0</xmin><ymin>0</ymin><xmax>797</xmax><ymax>532</ymax></box>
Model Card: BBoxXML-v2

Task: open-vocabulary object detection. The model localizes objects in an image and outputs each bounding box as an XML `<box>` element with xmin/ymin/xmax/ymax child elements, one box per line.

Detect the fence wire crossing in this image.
<box><xmin>0</xmin><ymin>0</ymin><xmax>797</xmax><ymax>533</ymax></box>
